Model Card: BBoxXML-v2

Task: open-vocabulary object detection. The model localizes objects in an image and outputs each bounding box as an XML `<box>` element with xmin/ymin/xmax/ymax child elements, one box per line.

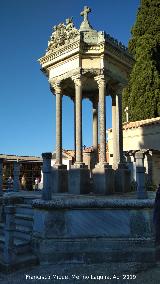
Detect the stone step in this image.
<box><xmin>15</xmin><ymin>204</ymin><xmax>33</xmax><ymax>216</ymax></box>
<box><xmin>15</xmin><ymin>224</ymin><xmax>32</xmax><ymax>233</ymax></box>
<box><xmin>0</xmin><ymin>223</ymin><xmax>4</xmax><ymax>235</ymax></box>
<box><xmin>0</xmin><ymin>235</ymin><xmax>32</xmax><ymax>255</ymax></box>
<box><xmin>14</xmin><ymin>230</ymin><xmax>32</xmax><ymax>241</ymax></box>
<box><xmin>0</xmin><ymin>252</ymin><xmax>38</xmax><ymax>271</ymax></box>
<box><xmin>15</xmin><ymin>213</ymin><xmax>33</xmax><ymax>221</ymax></box>
<box><xmin>0</xmin><ymin>235</ymin><xmax>4</xmax><ymax>251</ymax></box>
<box><xmin>15</xmin><ymin>216</ymin><xmax>33</xmax><ymax>228</ymax></box>
<box><xmin>14</xmin><ymin>240</ymin><xmax>32</xmax><ymax>255</ymax></box>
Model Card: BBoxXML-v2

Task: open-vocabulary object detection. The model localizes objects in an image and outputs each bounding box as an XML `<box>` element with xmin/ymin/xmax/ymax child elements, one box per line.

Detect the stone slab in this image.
<box><xmin>32</xmin><ymin>195</ymin><xmax>155</xmax><ymax>265</ymax></box>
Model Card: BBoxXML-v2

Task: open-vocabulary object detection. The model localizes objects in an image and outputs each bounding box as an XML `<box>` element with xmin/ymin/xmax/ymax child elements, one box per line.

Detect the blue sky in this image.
<box><xmin>0</xmin><ymin>0</ymin><xmax>140</xmax><ymax>156</ymax></box>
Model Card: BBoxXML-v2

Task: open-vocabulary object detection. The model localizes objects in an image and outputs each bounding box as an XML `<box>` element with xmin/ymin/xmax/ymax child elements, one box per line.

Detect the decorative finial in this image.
<box><xmin>80</xmin><ymin>6</ymin><xmax>93</xmax><ymax>31</ymax></box>
<box><xmin>80</xmin><ymin>6</ymin><xmax>91</xmax><ymax>22</ymax></box>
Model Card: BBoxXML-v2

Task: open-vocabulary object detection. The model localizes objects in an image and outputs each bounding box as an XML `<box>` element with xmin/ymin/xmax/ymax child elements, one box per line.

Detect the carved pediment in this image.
<box><xmin>46</xmin><ymin>18</ymin><xmax>79</xmax><ymax>54</ymax></box>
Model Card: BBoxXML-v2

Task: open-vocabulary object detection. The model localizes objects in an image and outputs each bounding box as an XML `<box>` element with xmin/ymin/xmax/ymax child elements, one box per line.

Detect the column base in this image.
<box><xmin>93</xmin><ymin>163</ymin><xmax>115</xmax><ymax>195</ymax></box>
<box><xmin>51</xmin><ymin>164</ymin><xmax>68</xmax><ymax>193</ymax></box>
<box><xmin>68</xmin><ymin>167</ymin><xmax>90</xmax><ymax>194</ymax></box>
<box><xmin>72</xmin><ymin>162</ymin><xmax>87</xmax><ymax>169</ymax></box>
<box><xmin>115</xmin><ymin>164</ymin><xmax>131</xmax><ymax>193</ymax></box>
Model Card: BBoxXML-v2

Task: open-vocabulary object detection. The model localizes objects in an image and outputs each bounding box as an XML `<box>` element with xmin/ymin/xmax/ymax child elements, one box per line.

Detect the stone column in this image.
<box><xmin>92</xmin><ymin>98</ymin><xmax>98</xmax><ymax>163</ymax></box>
<box><xmin>51</xmin><ymin>82</ymin><xmax>68</xmax><ymax>193</ymax></box>
<box><xmin>112</xmin><ymin>94</ymin><xmax>117</xmax><ymax>169</ymax></box>
<box><xmin>0</xmin><ymin>158</ymin><xmax>3</xmax><ymax>195</ymax></box>
<box><xmin>116</xmin><ymin>86</ymin><xmax>124</xmax><ymax>166</ymax></box>
<box><xmin>42</xmin><ymin>152</ymin><xmax>52</xmax><ymax>200</ymax></box>
<box><xmin>54</xmin><ymin>83</ymin><xmax>62</xmax><ymax>165</ymax></box>
<box><xmin>97</xmin><ymin>76</ymin><xmax>106</xmax><ymax>164</ymax></box>
<box><xmin>93</xmin><ymin>76</ymin><xmax>115</xmax><ymax>195</ymax></box>
<box><xmin>71</xmin><ymin>97</ymin><xmax>76</xmax><ymax>161</ymax></box>
<box><xmin>135</xmin><ymin>151</ymin><xmax>148</xmax><ymax>199</ymax></box>
<box><xmin>68</xmin><ymin>75</ymin><xmax>90</xmax><ymax>194</ymax></box>
<box><xmin>114</xmin><ymin>85</ymin><xmax>131</xmax><ymax>193</ymax></box>
<box><xmin>74</xmin><ymin>76</ymin><xmax>83</xmax><ymax>165</ymax></box>
<box><xmin>13</xmin><ymin>161</ymin><xmax>20</xmax><ymax>192</ymax></box>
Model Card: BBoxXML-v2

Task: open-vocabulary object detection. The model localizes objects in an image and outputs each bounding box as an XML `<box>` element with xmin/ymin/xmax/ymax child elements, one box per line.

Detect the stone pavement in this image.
<box><xmin>0</xmin><ymin>262</ymin><xmax>160</xmax><ymax>284</ymax></box>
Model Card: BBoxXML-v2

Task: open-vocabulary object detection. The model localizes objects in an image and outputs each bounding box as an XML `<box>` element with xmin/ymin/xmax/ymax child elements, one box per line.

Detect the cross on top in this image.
<box><xmin>80</xmin><ymin>6</ymin><xmax>91</xmax><ymax>22</ymax></box>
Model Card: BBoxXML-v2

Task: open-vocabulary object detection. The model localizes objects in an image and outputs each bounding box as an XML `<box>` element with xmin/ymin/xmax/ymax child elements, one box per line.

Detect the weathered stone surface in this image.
<box><xmin>32</xmin><ymin>195</ymin><xmax>154</xmax><ymax>209</ymax></box>
<box><xmin>32</xmin><ymin>196</ymin><xmax>155</xmax><ymax>266</ymax></box>
<box><xmin>68</xmin><ymin>168</ymin><xmax>90</xmax><ymax>194</ymax></box>
<box><xmin>51</xmin><ymin>166</ymin><xmax>68</xmax><ymax>193</ymax></box>
<box><xmin>115</xmin><ymin>166</ymin><xmax>131</xmax><ymax>193</ymax></box>
<box><xmin>93</xmin><ymin>164</ymin><xmax>115</xmax><ymax>194</ymax></box>
<box><xmin>135</xmin><ymin>151</ymin><xmax>148</xmax><ymax>199</ymax></box>
<box><xmin>95</xmin><ymin>75</ymin><xmax>106</xmax><ymax>164</ymax></box>
<box><xmin>42</xmin><ymin>152</ymin><xmax>52</xmax><ymax>200</ymax></box>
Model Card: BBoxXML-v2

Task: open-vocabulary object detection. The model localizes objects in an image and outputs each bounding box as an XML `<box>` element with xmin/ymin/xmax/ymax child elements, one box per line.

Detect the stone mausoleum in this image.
<box><xmin>39</xmin><ymin>5</ymin><xmax>134</xmax><ymax>195</ymax></box>
<box><xmin>0</xmin><ymin>6</ymin><xmax>157</xmax><ymax>272</ymax></box>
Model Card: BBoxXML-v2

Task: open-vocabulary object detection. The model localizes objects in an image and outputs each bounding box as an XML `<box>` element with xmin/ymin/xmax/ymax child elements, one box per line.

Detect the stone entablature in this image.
<box><xmin>39</xmin><ymin>7</ymin><xmax>134</xmax><ymax>88</ymax></box>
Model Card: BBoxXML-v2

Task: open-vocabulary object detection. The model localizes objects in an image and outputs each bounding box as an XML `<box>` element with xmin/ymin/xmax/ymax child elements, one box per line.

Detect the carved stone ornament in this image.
<box><xmin>52</xmin><ymin>82</ymin><xmax>62</xmax><ymax>94</ymax></box>
<box><xmin>95</xmin><ymin>75</ymin><xmax>106</xmax><ymax>88</ymax></box>
<box><xmin>47</xmin><ymin>18</ymin><xmax>79</xmax><ymax>53</ymax></box>
<box><xmin>72</xmin><ymin>75</ymin><xmax>81</xmax><ymax>87</ymax></box>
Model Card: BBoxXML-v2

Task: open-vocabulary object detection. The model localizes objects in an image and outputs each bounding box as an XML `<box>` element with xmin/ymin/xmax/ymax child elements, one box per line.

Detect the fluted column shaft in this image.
<box><xmin>75</xmin><ymin>78</ymin><xmax>83</xmax><ymax>163</ymax></box>
<box><xmin>55</xmin><ymin>85</ymin><xmax>62</xmax><ymax>165</ymax></box>
<box><xmin>92</xmin><ymin>99</ymin><xmax>98</xmax><ymax>162</ymax></box>
<box><xmin>112</xmin><ymin>94</ymin><xmax>117</xmax><ymax>168</ymax></box>
<box><xmin>97</xmin><ymin>77</ymin><xmax>106</xmax><ymax>164</ymax></box>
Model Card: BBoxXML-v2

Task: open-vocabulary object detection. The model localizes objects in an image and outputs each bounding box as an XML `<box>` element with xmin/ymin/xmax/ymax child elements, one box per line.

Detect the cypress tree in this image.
<box><xmin>123</xmin><ymin>0</ymin><xmax>160</xmax><ymax>122</ymax></box>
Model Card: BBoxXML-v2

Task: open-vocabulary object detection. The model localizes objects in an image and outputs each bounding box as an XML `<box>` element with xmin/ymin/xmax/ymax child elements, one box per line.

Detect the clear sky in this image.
<box><xmin>0</xmin><ymin>0</ymin><xmax>140</xmax><ymax>157</ymax></box>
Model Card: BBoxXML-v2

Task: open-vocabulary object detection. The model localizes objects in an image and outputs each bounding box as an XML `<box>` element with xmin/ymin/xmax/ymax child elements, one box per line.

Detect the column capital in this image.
<box><xmin>95</xmin><ymin>75</ymin><xmax>106</xmax><ymax>88</ymax></box>
<box><xmin>72</xmin><ymin>74</ymin><xmax>82</xmax><ymax>87</ymax></box>
<box><xmin>51</xmin><ymin>81</ymin><xmax>62</xmax><ymax>95</ymax></box>
<box><xmin>135</xmin><ymin>151</ymin><xmax>145</xmax><ymax>160</ymax></box>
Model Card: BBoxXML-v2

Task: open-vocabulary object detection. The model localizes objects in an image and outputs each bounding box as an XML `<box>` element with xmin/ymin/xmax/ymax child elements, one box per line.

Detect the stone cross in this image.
<box><xmin>124</xmin><ymin>106</ymin><xmax>129</xmax><ymax>122</ymax></box>
<box><xmin>80</xmin><ymin>6</ymin><xmax>91</xmax><ymax>22</ymax></box>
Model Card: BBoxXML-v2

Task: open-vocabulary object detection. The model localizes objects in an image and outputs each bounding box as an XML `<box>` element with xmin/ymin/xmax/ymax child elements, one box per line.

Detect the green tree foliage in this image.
<box><xmin>123</xmin><ymin>0</ymin><xmax>160</xmax><ymax>122</ymax></box>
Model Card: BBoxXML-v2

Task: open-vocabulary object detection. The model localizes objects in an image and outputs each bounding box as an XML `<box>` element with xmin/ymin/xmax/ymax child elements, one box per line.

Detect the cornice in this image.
<box><xmin>39</xmin><ymin>37</ymin><xmax>81</xmax><ymax>66</ymax></box>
